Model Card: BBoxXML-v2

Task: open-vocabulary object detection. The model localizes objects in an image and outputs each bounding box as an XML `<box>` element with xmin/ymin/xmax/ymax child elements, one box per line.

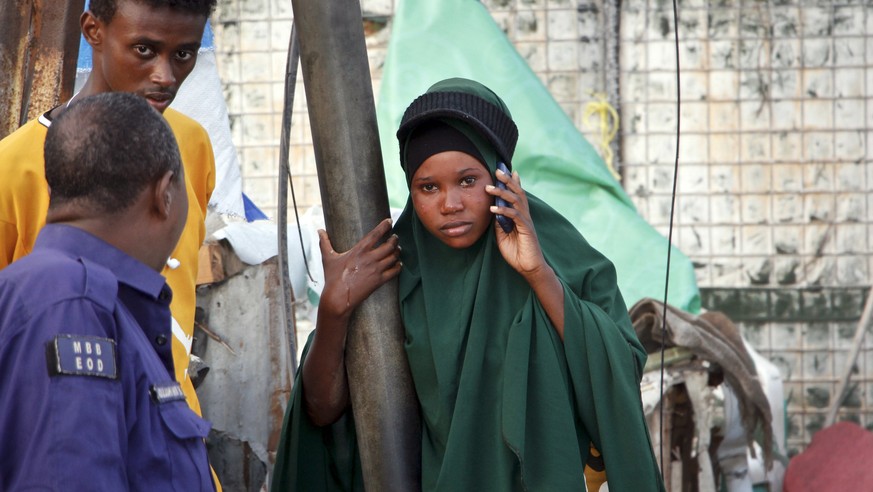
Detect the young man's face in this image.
<box><xmin>84</xmin><ymin>1</ymin><xmax>206</xmax><ymax>113</ymax></box>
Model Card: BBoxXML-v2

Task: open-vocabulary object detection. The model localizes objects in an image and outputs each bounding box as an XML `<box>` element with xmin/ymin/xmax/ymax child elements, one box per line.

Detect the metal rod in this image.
<box><xmin>602</xmin><ymin>0</ymin><xmax>623</xmax><ymax>181</ymax></box>
<box><xmin>824</xmin><ymin>286</ymin><xmax>873</xmax><ymax>426</ymax></box>
<box><xmin>278</xmin><ymin>22</ymin><xmax>301</xmax><ymax>377</ymax></box>
<box><xmin>288</xmin><ymin>0</ymin><xmax>421</xmax><ymax>489</ymax></box>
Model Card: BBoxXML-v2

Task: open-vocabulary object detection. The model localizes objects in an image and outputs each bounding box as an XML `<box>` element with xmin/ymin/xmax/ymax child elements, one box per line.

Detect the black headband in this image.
<box><xmin>398</xmin><ymin>90</ymin><xmax>518</xmax><ymax>168</ymax></box>
<box><xmin>404</xmin><ymin>121</ymin><xmax>486</xmax><ymax>182</ymax></box>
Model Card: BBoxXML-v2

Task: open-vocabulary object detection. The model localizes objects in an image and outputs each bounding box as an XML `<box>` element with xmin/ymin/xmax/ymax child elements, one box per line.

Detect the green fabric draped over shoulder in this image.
<box><xmin>394</xmin><ymin>193</ymin><xmax>664</xmax><ymax>491</ymax></box>
<box><xmin>270</xmin><ymin>197</ymin><xmax>666</xmax><ymax>492</ymax></box>
<box><xmin>270</xmin><ymin>334</ymin><xmax>364</xmax><ymax>492</ymax></box>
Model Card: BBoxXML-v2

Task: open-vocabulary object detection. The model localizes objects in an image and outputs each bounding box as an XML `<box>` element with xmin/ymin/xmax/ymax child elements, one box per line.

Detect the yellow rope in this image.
<box><xmin>583</xmin><ymin>92</ymin><xmax>621</xmax><ymax>181</ymax></box>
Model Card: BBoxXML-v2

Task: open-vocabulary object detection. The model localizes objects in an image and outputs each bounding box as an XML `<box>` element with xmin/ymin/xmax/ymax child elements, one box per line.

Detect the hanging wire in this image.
<box><xmin>658</xmin><ymin>0</ymin><xmax>682</xmax><ymax>476</ymax></box>
<box><xmin>277</xmin><ymin>21</ymin><xmax>305</xmax><ymax>375</ymax></box>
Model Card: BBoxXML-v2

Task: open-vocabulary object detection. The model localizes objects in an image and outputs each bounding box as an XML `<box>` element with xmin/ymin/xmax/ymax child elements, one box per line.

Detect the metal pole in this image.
<box><xmin>602</xmin><ymin>0</ymin><xmax>623</xmax><ymax>181</ymax></box>
<box><xmin>288</xmin><ymin>0</ymin><xmax>421</xmax><ymax>490</ymax></box>
<box><xmin>0</xmin><ymin>0</ymin><xmax>85</xmax><ymax>138</ymax></box>
<box><xmin>824</xmin><ymin>286</ymin><xmax>873</xmax><ymax>426</ymax></box>
<box><xmin>0</xmin><ymin>0</ymin><xmax>30</xmax><ymax>137</ymax></box>
<box><xmin>278</xmin><ymin>23</ymin><xmax>301</xmax><ymax>378</ymax></box>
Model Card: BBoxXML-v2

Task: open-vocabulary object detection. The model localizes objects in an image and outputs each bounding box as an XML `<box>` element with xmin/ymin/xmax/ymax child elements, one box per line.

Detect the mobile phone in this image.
<box><xmin>495</xmin><ymin>161</ymin><xmax>515</xmax><ymax>233</ymax></box>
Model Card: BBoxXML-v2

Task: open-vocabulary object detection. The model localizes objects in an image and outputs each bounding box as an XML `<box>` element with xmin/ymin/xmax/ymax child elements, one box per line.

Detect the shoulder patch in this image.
<box><xmin>149</xmin><ymin>382</ymin><xmax>186</xmax><ymax>404</ymax></box>
<box><xmin>45</xmin><ymin>335</ymin><xmax>118</xmax><ymax>380</ymax></box>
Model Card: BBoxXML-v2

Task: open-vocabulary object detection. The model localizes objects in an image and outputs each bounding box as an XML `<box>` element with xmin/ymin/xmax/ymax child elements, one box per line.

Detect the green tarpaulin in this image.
<box><xmin>376</xmin><ymin>0</ymin><xmax>700</xmax><ymax>313</ymax></box>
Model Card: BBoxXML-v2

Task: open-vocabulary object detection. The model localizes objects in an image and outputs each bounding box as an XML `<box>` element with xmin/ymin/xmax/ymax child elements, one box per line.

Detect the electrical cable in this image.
<box><xmin>658</xmin><ymin>0</ymin><xmax>682</xmax><ymax>477</ymax></box>
<box><xmin>278</xmin><ymin>22</ymin><xmax>304</xmax><ymax>375</ymax></box>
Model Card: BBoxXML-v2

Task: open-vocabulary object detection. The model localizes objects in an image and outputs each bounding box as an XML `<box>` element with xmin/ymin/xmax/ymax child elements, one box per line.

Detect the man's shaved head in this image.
<box><xmin>44</xmin><ymin>92</ymin><xmax>182</xmax><ymax>215</ymax></box>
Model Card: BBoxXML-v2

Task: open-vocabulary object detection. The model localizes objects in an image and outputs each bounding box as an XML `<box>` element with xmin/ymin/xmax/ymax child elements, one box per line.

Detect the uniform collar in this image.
<box><xmin>34</xmin><ymin>224</ymin><xmax>168</xmax><ymax>300</ymax></box>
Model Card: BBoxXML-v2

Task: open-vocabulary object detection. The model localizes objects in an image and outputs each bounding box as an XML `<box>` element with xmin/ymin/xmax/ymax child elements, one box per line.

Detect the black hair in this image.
<box><xmin>44</xmin><ymin>92</ymin><xmax>182</xmax><ymax>215</ymax></box>
<box><xmin>89</xmin><ymin>0</ymin><xmax>217</xmax><ymax>23</ymax></box>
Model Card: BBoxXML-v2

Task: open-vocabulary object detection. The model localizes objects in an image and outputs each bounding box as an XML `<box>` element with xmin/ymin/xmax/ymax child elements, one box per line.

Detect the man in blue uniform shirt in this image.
<box><xmin>0</xmin><ymin>92</ymin><xmax>215</xmax><ymax>491</ymax></box>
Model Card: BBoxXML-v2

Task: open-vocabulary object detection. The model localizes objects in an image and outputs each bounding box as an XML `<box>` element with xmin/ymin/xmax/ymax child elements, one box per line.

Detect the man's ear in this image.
<box><xmin>153</xmin><ymin>170</ymin><xmax>177</xmax><ymax>219</ymax></box>
<box><xmin>81</xmin><ymin>11</ymin><xmax>103</xmax><ymax>50</ymax></box>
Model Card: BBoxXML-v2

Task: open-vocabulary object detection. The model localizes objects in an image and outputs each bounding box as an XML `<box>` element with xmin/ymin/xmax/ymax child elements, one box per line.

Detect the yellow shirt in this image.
<box><xmin>0</xmin><ymin>108</ymin><xmax>214</xmax><ymax>418</ymax></box>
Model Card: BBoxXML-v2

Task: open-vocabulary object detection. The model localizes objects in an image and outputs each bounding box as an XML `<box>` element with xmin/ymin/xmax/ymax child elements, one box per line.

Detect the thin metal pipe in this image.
<box><xmin>824</xmin><ymin>286</ymin><xmax>873</xmax><ymax>426</ymax></box>
<box><xmin>602</xmin><ymin>0</ymin><xmax>623</xmax><ymax>181</ymax></box>
<box><xmin>278</xmin><ymin>23</ymin><xmax>301</xmax><ymax>377</ymax></box>
<box><xmin>288</xmin><ymin>0</ymin><xmax>421</xmax><ymax>489</ymax></box>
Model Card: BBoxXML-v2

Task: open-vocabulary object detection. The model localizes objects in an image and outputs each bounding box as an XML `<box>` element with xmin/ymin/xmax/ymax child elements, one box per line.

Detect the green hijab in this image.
<box><xmin>270</xmin><ymin>78</ymin><xmax>664</xmax><ymax>491</ymax></box>
<box><xmin>393</xmin><ymin>78</ymin><xmax>664</xmax><ymax>491</ymax></box>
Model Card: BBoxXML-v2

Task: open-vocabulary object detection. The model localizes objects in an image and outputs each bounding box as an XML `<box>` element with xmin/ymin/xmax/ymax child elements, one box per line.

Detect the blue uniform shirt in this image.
<box><xmin>0</xmin><ymin>224</ymin><xmax>215</xmax><ymax>491</ymax></box>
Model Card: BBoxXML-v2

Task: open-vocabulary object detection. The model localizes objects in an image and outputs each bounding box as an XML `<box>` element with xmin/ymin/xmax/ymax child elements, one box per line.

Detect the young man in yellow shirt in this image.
<box><xmin>0</xmin><ymin>0</ymin><xmax>220</xmax><ymax>488</ymax></box>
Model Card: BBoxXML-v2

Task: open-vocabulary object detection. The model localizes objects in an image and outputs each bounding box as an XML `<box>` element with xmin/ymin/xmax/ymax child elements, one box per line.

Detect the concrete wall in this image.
<box><xmin>196</xmin><ymin>259</ymin><xmax>294</xmax><ymax>489</ymax></box>
<box><xmin>619</xmin><ymin>0</ymin><xmax>873</xmax><ymax>456</ymax></box>
<box><xmin>209</xmin><ymin>0</ymin><xmax>873</xmax><ymax>456</ymax></box>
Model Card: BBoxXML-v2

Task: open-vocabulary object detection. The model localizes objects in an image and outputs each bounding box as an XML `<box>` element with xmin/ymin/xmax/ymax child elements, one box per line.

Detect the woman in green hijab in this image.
<box><xmin>271</xmin><ymin>78</ymin><xmax>664</xmax><ymax>492</ymax></box>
